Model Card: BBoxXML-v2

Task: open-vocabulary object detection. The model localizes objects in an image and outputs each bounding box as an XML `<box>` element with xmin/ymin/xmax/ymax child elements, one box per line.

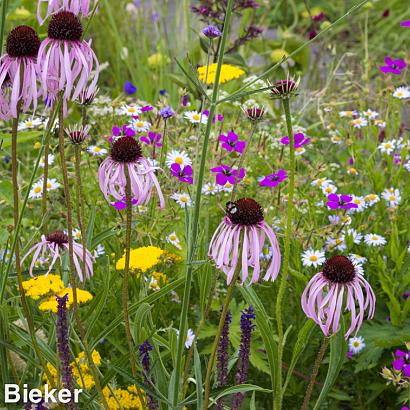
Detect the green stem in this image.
<box><xmin>300</xmin><ymin>337</ymin><xmax>330</xmax><ymax>410</ymax></box>
<box><xmin>41</xmin><ymin>140</ymin><xmax>50</xmax><ymax>231</ymax></box>
<box><xmin>171</xmin><ymin>0</ymin><xmax>235</xmax><ymax>406</ymax></box>
<box><xmin>0</xmin><ymin>0</ymin><xmax>8</xmax><ymax>55</ymax></box>
<box><xmin>274</xmin><ymin>98</ymin><xmax>295</xmax><ymax>410</ymax></box>
<box><xmin>122</xmin><ymin>165</ymin><xmax>137</xmax><ymax>376</ymax></box>
<box><xmin>203</xmin><ymin>275</ymin><xmax>237</xmax><ymax>410</ymax></box>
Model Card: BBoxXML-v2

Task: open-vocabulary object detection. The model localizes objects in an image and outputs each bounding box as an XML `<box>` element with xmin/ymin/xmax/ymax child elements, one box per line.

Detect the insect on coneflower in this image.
<box><xmin>98</xmin><ymin>136</ymin><xmax>165</xmax><ymax>208</ymax></box>
<box><xmin>0</xmin><ymin>26</ymin><xmax>41</xmax><ymax>119</ymax></box>
<box><xmin>209</xmin><ymin>198</ymin><xmax>281</xmax><ymax>284</ymax></box>
<box><xmin>37</xmin><ymin>11</ymin><xmax>99</xmax><ymax>106</ymax></box>
<box><xmin>301</xmin><ymin>255</ymin><xmax>376</xmax><ymax>338</ymax></box>
<box><xmin>37</xmin><ymin>0</ymin><xmax>98</xmax><ymax>25</ymax></box>
<box><xmin>21</xmin><ymin>231</ymin><xmax>93</xmax><ymax>281</ymax></box>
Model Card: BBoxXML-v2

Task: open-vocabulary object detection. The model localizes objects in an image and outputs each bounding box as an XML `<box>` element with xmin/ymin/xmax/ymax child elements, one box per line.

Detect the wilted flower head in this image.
<box><xmin>301</xmin><ymin>255</ymin><xmax>376</xmax><ymax>338</ymax></box>
<box><xmin>37</xmin><ymin>0</ymin><xmax>98</xmax><ymax>25</ymax></box>
<box><xmin>209</xmin><ymin>198</ymin><xmax>281</xmax><ymax>284</ymax></box>
<box><xmin>65</xmin><ymin>124</ymin><xmax>90</xmax><ymax>145</ymax></box>
<box><xmin>0</xmin><ymin>26</ymin><xmax>41</xmax><ymax>119</ymax></box>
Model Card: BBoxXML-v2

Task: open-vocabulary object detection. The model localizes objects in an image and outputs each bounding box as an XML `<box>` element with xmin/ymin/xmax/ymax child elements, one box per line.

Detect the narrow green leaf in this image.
<box><xmin>194</xmin><ymin>345</ymin><xmax>203</xmax><ymax>410</ymax></box>
<box><xmin>213</xmin><ymin>384</ymin><xmax>271</xmax><ymax>402</ymax></box>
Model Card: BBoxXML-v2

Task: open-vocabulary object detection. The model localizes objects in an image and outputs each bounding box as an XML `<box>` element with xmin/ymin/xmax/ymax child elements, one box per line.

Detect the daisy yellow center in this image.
<box><xmin>128</xmin><ymin>107</ymin><xmax>136</xmax><ymax>113</ymax></box>
<box><xmin>34</xmin><ymin>186</ymin><xmax>42</xmax><ymax>193</ymax></box>
<box><xmin>295</xmin><ymin>147</ymin><xmax>303</xmax><ymax>153</ymax></box>
<box><xmin>225</xmin><ymin>183</ymin><xmax>232</xmax><ymax>188</ymax></box>
<box><xmin>385</xmin><ymin>143</ymin><xmax>391</xmax><ymax>148</ymax></box>
<box><xmin>309</xmin><ymin>255</ymin><xmax>318</xmax><ymax>262</ymax></box>
<box><xmin>75</xmin><ymin>232</ymin><xmax>81</xmax><ymax>238</ymax></box>
<box><xmin>366</xmin><ymin>195</ymin><xmax>375</xmax><ymax>201</ymax></box>
<box><xmin>389</xmin><ymin>195</ymin><xmax>396</xmax><ymax>201</ymax></box>
<box><xmin>46</xmin><ymin>183</ymin><xmax>52</xmax><ymax>189</ymax></box>
<box><xmin>26</xmin><ymin>122</ymin><xmax>33</xmax><ymax>127</ymax></box>
<box><xmin>371</xmin><ymin>235</ymin><xmax>378</xmax><ymax>241</ymax></box>
<box><xmin>325</xmin><ymin>187</ymin><xmax>333</xmax><ymax>193</ymax></box>
<box><xmin>192</xmin><ymin>114</ymin><xmax>200</xmax><ymax>121</ymax></box>
<box><xmin>397</xmin><ymin>91</ymin><xmax>404</xmax><ymax>96</ymax></box>
<box><xmin>175</xmin><ymin>157</ymin><xmax>183</xmax><ymax>164</ymax></box>
<box><xmin>181</xmin><ymin>197</ymin><xmax>188</xmax><ymax>203</ymax></box>
<box><xmin>94</xmin><ymin>147</ymin><xmax>101</xmax><ymax>152</ymax></box>
<box><xmin>346</xmin><ymin>111</ymin><xmax>352</xmax><ymax>116</ymax></box>
<box><xmin>136</xmin><ymin>122</ymin><xmax>144</xmax><ymax>127</ymax></box>
<box><xmin>335</xmin><ymin>238</ymin><xmax>343</xmax><ymax>245</ymax></box>
<box><xmin>170</xmin><ymin>235</ymin><xmax>177</xmax><ymax>240</ymax></box>
<box><xmin>353</xmin><ymin>341</ymin><xmax>360</xmax><ymax>347</ymax></box>
<box><xmin>353</xmin><ymin>199</ymin><xmax>361</xmax><ymax>204</ymax></box>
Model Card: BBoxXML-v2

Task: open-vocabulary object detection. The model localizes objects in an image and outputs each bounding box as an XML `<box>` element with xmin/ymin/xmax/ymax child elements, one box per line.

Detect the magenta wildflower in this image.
<box><xmin>219</xmin><ymin>131</ymin><xmax>246</xmax><ymax>154</ymax></box>
<box><xmin>141</xmin><ymin>105</ymin><xmax>153</xmax><ymax>112</ymax></box>
<box><xmin>140</xmin><ymin>132</ymin><xmax>162</xmax><ymax>147</ymax></box>
<box><xmin>98</xmin><ymin>137</ymin><xmax>165</xmax><ymax>208</ymax></box>
<box><xmin>280</xmin><ymin>132</ymin><xmax>310</xmax><ymax>148</ymax></box>
<box><xmin>326</xmin><ymin>193</ymin><xmax>358</xmax><ymax>210</ymax></box>
<box><xmin>401</xmin><ymin>20</ymin><xmax>410</xmax><ymax>27</ymax></box>
<box><xmin>37</xmin><ymin>11</ymin><xmax>99</xmax><ymax>107</ymax></box>
<box><xmin>232</xmin><ymin>305</ymin><xmax>256</xmax><ymax>410</ymax></box>
<box><xmin>209</xmin><ymin>198</ymin><xmax>281</xmax><ymax>284</ymax></box>
<box><xmin>392</xmin><ymin>349</ymin><xmax>410</xmax><ymax>376</ymax></box>
<box><xmin>211</xmin><ymin>164</ymin><xmax>245</xmax><ymax>186</ymax></box>
<box><xmin>110</xmin><ymin>124</ymin><xmax>136</xmax><ymax>143</ymax></box>
<box><xmin>0</xmin><ymin>26</ymin><xmax>41</xmax><ymax>119</ymax></box>
<box><xmin>37</xmin><ymin>0</ymin><xmax>97</xmax><ymax>25</ymax></box>
<box><xmin>259</xmin><ymin>169</ymin><xmax>287</xmax><ymax>187</ymax></box>
<box><xmin>301</xmin><ymin>255</ymin><xmax>376</xmax><ymax>338</ymax></box>
<box><xmin>203</xmin><ymin>109</ymin><xmax>223</xmax><ymax>123</ymax></box>
<box><xmin>379</xmin><ymin>56</ymin><xmax>406</xmax><ymax>75</ymax></box>
<box><xmin>110</xmin><ymin>196</ymin><xmax>139</xmax><ymax>211</ymax></box>
<box><xmin>170</xmin><ymin>163</ymin><xmax>193</xmax><ymax>184</ymax></box>
<box><xmin>21</xmin><ymin>231</ymin><xmax>93</xmax><ymax>282</ymax></box>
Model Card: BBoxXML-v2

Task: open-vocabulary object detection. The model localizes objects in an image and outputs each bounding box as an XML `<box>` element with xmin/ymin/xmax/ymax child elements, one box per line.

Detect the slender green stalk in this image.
<box><xmin>58</xmin><ymin>103</ymin><xmax>108</xmax><ymax>408</ymax></box>
<box><xmin>203</xmin><ymin>275</ymin><xmax>238</xmax><ymax>410</ymax></box>
<box><xmin>0</xmin><ymin>0</ymin><xmax>8</xmax><ymax>55</ymax></box>
<box><xmin>41</xmin><ymin>140</ymin><xmax>51</xmax><ymax>230</ymax></box>
<box><xmin>300</xmin><ymin>337</ymin><xmax>330</xmax><ymax>410</ymax></box>
<box><xmin>275</xmin><ymin>97</ymin><xmax>295</xmax><ymax>410</ymax></box>
<box><xmin>11</xmin><ymin>108</ymin><xmax>55</xmax><ymax>387</ymax></box>
<box><xmin>122</xmin><ymin>165</ymin><xmax>137</xmax><ymax>376</ymax></box>
<box><xmin>171</xmin><ymin>1</ymin><xmax>235</xmax><ymax>407</ymax></box>
<box><xmin>159</xmin><ymin>119</ymin><xmax>168</xmax><ymax>169</ymax></box>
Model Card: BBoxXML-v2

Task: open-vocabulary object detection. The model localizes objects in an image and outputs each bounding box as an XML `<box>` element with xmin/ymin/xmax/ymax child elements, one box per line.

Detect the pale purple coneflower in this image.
<box><xmin>37</xmin><ymin>0</ymin><xmax>98</xmax><ymax>25</ymax></box>
<box><xmin>0</xmin><ymin>26</ymin><xmax>41</xmax><ymax>119</ymax></box>
<box><xmin>37</xmin><ymin>11</ymin><xmax>99</xmax><ymax>108</ymax></box>
<box><xmin>301</xmin><ymin>255</ymin><xmax>376</xmax><ymax>338</ymax></box>
<box><xmin>209</xmin><ymin>198</ymin><xmax>281</xmax><ymax>284</ymax></box>
<box><xmin>21</xmin><ymin>231</ymin><xmax>93</xmax><ymax>281</ymax></box>
<box><xmin>98</xmin><ymin>137</ymin><xmax>165</xmax><ymax>208</ymax></box>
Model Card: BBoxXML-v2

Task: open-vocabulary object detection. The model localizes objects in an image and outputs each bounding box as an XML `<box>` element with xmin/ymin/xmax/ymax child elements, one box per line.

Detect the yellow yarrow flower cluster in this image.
<box><xmin>197</xmin><ymin>63</ymin><xmax>245</xmax><ymax>85</ymax></box>
<box><xmin>39</xmin><ymin>288</ymin><xmax>93</xmax><ymax>313</ymax></box>
<box><xmin>152</xmin><ymin>271</ymin><xmax>169</xmax><ymax>285</ymax></box>
<box><xmin>103</xmin><ymin>385</ymin><xmax>146</xmax><ymax>409</ymax></box>
<box><xmin>163</xmin><ymin>251</ymin><xmax>183</xmax><ymax>264</ymax></box>
<box><xmin>22</xmin><ymin>274</ymin><xmax>64</xmax><ymax>300</ymax></box>
<box><xmin>116</xmin><ymin>246</ymin><xmax>165</xmax><ymax>273</ymax></box>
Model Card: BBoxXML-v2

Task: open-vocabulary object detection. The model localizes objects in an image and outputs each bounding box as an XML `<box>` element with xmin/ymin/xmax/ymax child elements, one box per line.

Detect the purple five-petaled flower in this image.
<box><xmin>203</xmin><ymin>110</ymin><xmax>224</xmax><ymax>123</ymax></box>
<box><xmin>392</xmin><ymin>349</ymin><xmax>410</xmax><ymax>376</ymax></box>
<box><xmin>326</xmin><ymin>194</ymin><xmax>358</xmax><ymax>210</ymax></box>
<box><xmin>211</xmin><ymin>164</ymin><xmax>245</xmax><ymax>186</ymax></box>
<box><xmin>110</xmin><ymin>124</ymin><xmax>136</xmax><ymax>143</ymax></box>
<box><xmin>140</xmin><ymin>132</ymin><xmax>162</xmax><ymax>147</ymax></box>
<box><xmin>170</xmin><ymin>163</ymin><xmax>193</xmax><ymax>184</ymax></box>
<box><xmin>379</xmin><ymin>57</ymin><xmax>406</xmax><ymax>75</ymax></box>
<box><xmin>110</xmin><ymin>196</ymin><xmax>139</xmax><ymax>211</ymax></box>
<box><xmin>280</xmin><ymin>133</ymin><xmax>310</xmax><ymax>149</ymax></box>
<box><xmin>400</xmin><ymin>20</ymin><xmax>410</xmax><ymax>27</ymax></box>
<box><xmin>259</xmin><ymin>169</ymin><xmax>287</xmax><ymax>187</ymax></box>
<box><xmin>219</xmin><ymin>131</ymin><xmax>246</xmax><ymax>154</ymax></box>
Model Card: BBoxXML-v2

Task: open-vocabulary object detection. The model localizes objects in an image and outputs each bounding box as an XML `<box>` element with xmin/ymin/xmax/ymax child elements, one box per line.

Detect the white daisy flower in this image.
<box><xmin>326</xmin><ymin>236</ymin><xmax>346</xmax><ymax>252</ymax></box>
<box><xmin>311</xmin><ymin>178</ymin><xmax>333</xmax><ymax>188</ymax></box>
<box><xmin>137</xmin><ymin>205</ymin><xmax>148</xmax><ymax>213</ymax></box>
<box><xmin>175</xmin><ymin>328</ymin><xmax>195</xmax><ymax>348</ymax></box>
<box><xmin>321</xmin><ymin>184</ymin><xmax>338</xmax><ymax>195</ymax></box>
<box><xmin>348</xmin><ymin>196</ymin><xmax>367</xmax><ymax>213</ymax></box>
<box><xmin>348</xmin><ymin>336</ymin><xmax>366</xmax><ymax>354</ymax></box>
<box><xmin>381</xmin><ymin>188</ymin><xmax>401</xmax><ymax>208</ymax></box>
<box><xmin>330</xmin><ymin>134</ymin><xmax>343</xmax><ymax>144</ymax></box>
<box><xmin>295</xmin><ymin>147</ymin><xmax>306</xmax><ymax>156</ymax></box>
<box><xmin>87</xmin><ymin>146</ymin><xmax>107</xmax><ymax>156</ymax></box>
<box><xmin>184</xmin><ymin>110</ymin><xmax>207</xmax><ymax>124</ymax></box>
<box><xmin>149</xmin><ymin>277</ymin><xmax>160</xmax><ymax>291</ymax></box>
<box><xmin>166</xmin><ymin>150</ymin><xmax>192</xmax><ymax>168</ymax></box>
<box><xmin>347</xmin><ymin>167</ymin><xmax>358</xmax><ymax>176</ymax></box>
<box><xmin>218</xmin><ymin>181</ymin><xmax>234</xmax><ymax>193</ymax></box>
<box><xmin>44</xmin><ymin>178</ymin><xmax>61</xmax><ymax>191</ymax></box>
<box><xmin>374</xmin><ymin>119</ymin><xmax>386</xmax><ymax>128</ymax></box>
<box><xmin>119</xmin><ymin>104</ymin><xmax>142</xmax><ymax>116</ymax></box>
<box><xmin>171</xmin><ymin>192</ymin><xmax>192</xmax><ymax>208</ymax></box>
<box><xmin>364</xmin><ymin>233</ymin><xmax>386</xmax><ymax>247</ymax></box>
<box><xmin>364</xmin><ymin>194</ymin><xmax>380</xmax><ymax>206</ymax></box>
<box><xmin>39</xmin><ymin>154</ymin><xmax>55</xmax><ymax>168</ymax></box>
<box><xmin>29</xmin><ymin>181</ymin><xmax>44</xmax><ymax>199</ymax></box>
<box><xmin>349</xmin><ymin>254</ymin><xmax>367</xmax><ymax>265</ymax></box>
<box><xmin>301</xmin><ymin>249</ymin><xmax>326</xmax><ymax>268</ymax></box>
<box><xmin>202</xmin><ymin>182</ymin><xmax>217</xmax><ymax>195</ymax></box>
<box><xmin>72</xmin><ymin>228</ymin><xmax>82</xmax><ymax>241</ymax></box>
<box><xmin>393</xmin><ymin>86</ymin><xmax>410</xmax><ymax>99</ymax></box>
<box><xmin>350</xmin><ymin>117</ymin><xmax>368</xmax><ymax>128</ymax></box>
<box><xmin>93</xmin><ymin>244</ymin><xmax>105</xmax><ymax>258</ymax></box>
<box><xmin>260</xmin><ymin>245</ymin><xmax>273</xmax><ymax>261</ymax></box>
<box><xmin>362</xmin><ymin>109</ymin><xmax>378</xmax><ymax>119</ymax></box>
<box><xmin>378</xmin><ymin>141</ymin><xmax>395</xmax><ymax>155</ymax></box>
<box><xmin>339</xmin><ymin>110</ymin><xmax>357</xmax><ymax>118</ymax></box>
<box><xmin>18</xmin><ymin>117</ymin><xmax>43</xmax><ymax>131</ymax></box>
<box><xmin>131</xmin><ymin>119</ymin><xmax>151</xmax><ymax>133</ymax></box>
<box><xmin>170</xmin><ymin>290</ymin><xmax>181</xmax><ymax>303</ymax></box>
<box><xmin>345</xmin><ymin>228</ymin><xmax>363</xmax><ymax>244</ymax></box>
<box><xmin>166</xmin><ymin>232</ymin><xmax>182</xmax><ymax>250</ymax></box>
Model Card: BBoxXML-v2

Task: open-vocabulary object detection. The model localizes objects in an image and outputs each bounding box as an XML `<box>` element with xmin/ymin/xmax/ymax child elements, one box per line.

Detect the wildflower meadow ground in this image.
<box><xmin>0</xmin><ymin>0</ymin><xmax>409</xmax><ymax>409</ymax></box>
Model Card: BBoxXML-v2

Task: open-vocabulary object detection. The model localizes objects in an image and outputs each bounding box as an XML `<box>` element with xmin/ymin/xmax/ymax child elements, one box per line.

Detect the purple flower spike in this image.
<box><xmin>326</xmin><ymin>194</ymin><xmax>358</xmax><ymax>210</ymax></box>
<box><xmin>259</xmin><ymin>169</ymin><xmax>287</xmax><ymax>187</ymax></box>
<box><xmin>211</xmin><ymin>164</ymin><xmax>245</xmax><ymax>186</ymax></box>
<box><xmin>219</xmin><ymin>131</ymin><xmax>246</xmax><ymax>154</ymax></box>
<box><xmin>379</xmin><ymin>56</ymin><xmax>406</xmax><ymax>75</ymax></box>
<box><xmin>216</xmin><ymin>308</ymin><xmax>231</xmax><ymax>410</ymax></box>
<box><xmin>281</xmin><ymin>133</ymin><xmax>310</xmax><ymax>149</ymax></box>
<box><xmin>170</xmin><ymin>163</ymin><xmax>193</xmax><ymax>184</ymax></box>
<box><xmin>140</xmin><ymin>132</ymin><xmax>162</xmax><ymax>147</ymax></box>
<box><xmin>202</xmin><ymin>25</ymin><xmax>222</xmax><ymax>38</ymax></box>
<box><xmin>139</xmin><ymin>340</ymin><xmax>158</xmax><ymax>410</ymax></box>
